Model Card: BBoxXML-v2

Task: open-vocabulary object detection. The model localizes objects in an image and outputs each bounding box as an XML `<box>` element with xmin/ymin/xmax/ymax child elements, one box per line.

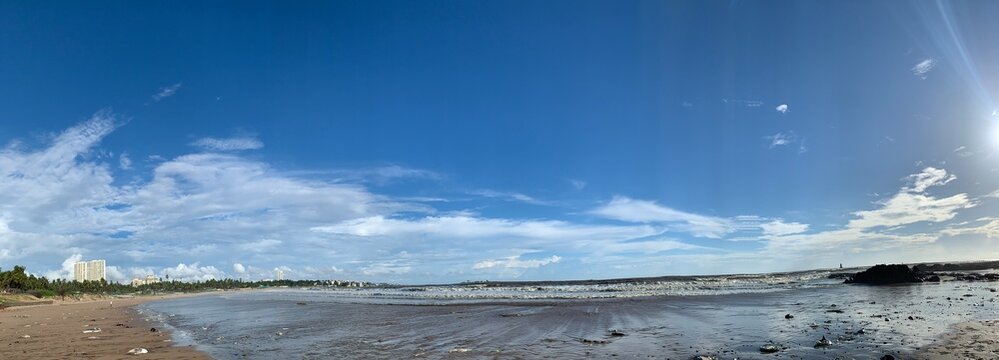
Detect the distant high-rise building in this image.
<box><xmin>276</xmin><ymin>268</ymin><xmax>285</xmax><ymax>280</ymax></box>
<box><xmin>73</xmin><ymin>262</ymin><xmax>88</xmax><ymax>282</ymax></box>
<box><xmin>87</xmin><ymin>259</ymin><xmax>105</xmax><ymax>281</ymax></box>
<box><xmin>73</xmin><ymin>259</ymin><xmax>106</xmax><ymax>282</ymax></box>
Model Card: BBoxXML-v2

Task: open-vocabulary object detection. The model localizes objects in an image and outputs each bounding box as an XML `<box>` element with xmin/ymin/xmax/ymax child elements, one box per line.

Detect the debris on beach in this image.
<box><xmin>83</xmin><ymin>327</ymin><xmax>101</xmax><ymax>333</ymax></box>
<box><xmin>608</xmin><ymin>330</ymin><xmax>626</xmax><ymax>337</ymax></box>
<box><xmin>448</xmin><ymin>347</ymin><xmax>471</xmax><ymax>353</ymax></box>
<box><xmin>814</xmin><ymin>335</ymin><xmax>832</xmax><ymax>347</ymax></box>
<box><xmin>20</xmin><ymin>334</ymin><xmax>30</xmax><ymax>338</ymax></box>
<box><xmin>126</xmin><ymin>347</ymin><xmax>148</xmax><ymax>355</ymax></box>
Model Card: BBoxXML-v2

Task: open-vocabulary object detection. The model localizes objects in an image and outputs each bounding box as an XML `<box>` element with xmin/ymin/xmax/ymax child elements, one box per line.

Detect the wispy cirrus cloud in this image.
<box><xmin>151</xmin><ymin>83</ymin><xmax>182</xmax><ymax>102</ymax></box>
<box><xmin>590</xmin><ymin>196</ymin><xmax>734</xmax><ymax>238</ymax></box>
<box><xmin>911</xmin><ymin>58</ymin><xmax>937</xmax><ymax>79</ymax></box>
<box><xmin>473</xmin><ymin>255</ymin><xmax>561</xmax><ymax>270</ymax></box>
<box><xmin>765</xmin><ymin>132</ymin><xmax>807</xmax><ymax>153</ymax></box>
<box><xmin>191</xmin><ymin>136</ymin><xmax>264</xmax><ymax>151</ymax></box>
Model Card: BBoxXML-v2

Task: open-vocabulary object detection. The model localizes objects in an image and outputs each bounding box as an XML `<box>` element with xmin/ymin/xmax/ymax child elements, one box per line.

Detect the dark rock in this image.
<box><xmin>150</xmin><ymin>327</ymin><xmax>157</xmax><ymax>332</ymax></box>
<box><xmin>609</xmin><ymin>330</ymin><xmax>626</xmax><ymax>337</ymax></box>
<box><xmin>845</xmin><ymin>264</ymin><xmax>922</xmax><ymax>285</ymax></box>
<box><xmin>880</xmin><ymin>355</ymin><xmax>896</xmax><ymax>360</ymax></box>
<box><xmin>814</xmin><ymin>335</ymin><xmax>832</xmax><ymax>348</ymax></box>
<box><xmin>826</xmin><ymin>309</ymin><xmax>844</xmax><ymax>313</ymax></box>
<box><xmin>908</xmin><ymin>316</ymin><xmax>914</xmax><ymax>320</ymax></box>
<box><xmin>784</xmin><ymin>313</ymin><xmax>794</xmax><ymax>319</ymax></box>
<box><xmin>924</xmin><ymin>275</ymin><xmax>941</xmax><ymax>282</ymax></box>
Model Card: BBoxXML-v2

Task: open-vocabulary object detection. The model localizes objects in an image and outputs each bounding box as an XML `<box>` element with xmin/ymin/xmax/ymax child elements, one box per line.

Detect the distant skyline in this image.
<box><xmin>2</xmin><ymin>1</ymin><xmax>999</xmax><ymax>283</ymax></box>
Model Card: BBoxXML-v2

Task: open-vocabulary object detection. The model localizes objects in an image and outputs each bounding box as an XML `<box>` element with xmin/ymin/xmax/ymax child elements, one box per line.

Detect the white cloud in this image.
<box><xmin>469</xmin><ymin>189</ymin><xmax>548</xmax><ymax>205</ymax></box>
<box><xmin>911</xmin><ymin>59</ymin><xmax>937</xmax><ymax>79</ymax></box>
<box><xmin>161</xmin><ymin>263</ymin><xmax>226</xmax><ymax>282</ymax></box>
<box><xmin>238</xmin><ymin>239</ymin><xmax>282</xmax><ymax>253</ymax></box>
<box><xmin>905</xmin><ymin>166</ymin><xmax>956</xmax><ymax>193</ymax></box>
<box><xmin>191</xmin><ymin>136</ymin><xmax>264</xmax><ymax>151</ymax></box>
<box><xmin>953</xmin><ymin>146</ymin><xmax>975</xmax><ymax>158</ymax></box>
<box><xmin>43</xmin><ymin>253</ymin><xmax>84</xmax><ymax>280</ymax></box>
<box><xmin>775</xmin><ymin>104</ymin><xmax>789</xmax><ymax>113</ymax></box>
<box><xmin>759</xmin><ymin>220</ymin><xmax>808</xmax><ymax>236</ymax></box>
<box><xmin>151</xmin><ymin>83</ymin><xmax>182</xmax><ymax>102</ymax></box>
<box><xmin>233</xmin><ymin>263</ymin><xmax>246</xmax><ymax>274</ymax></box>
<box><xmin>590</xmin><ymin>196</ymin><xmax>733</xmax><ymax>238</ymax></box>
<box><xmin>312</xmin><ymin>215</ymin><xmax>656</xmax><ymax>241</ymax></box>
<box><xmin>766</xmin><ymin>132</ymin><xmax>799</xmax><ymax>149</ymax></box>
<box><xmin>473</xmin><ymin>255</ymin><xmax>561</xmax><ymax>270</ymax></box>
<box><xmin>765</xmin><ymin>167</ymin><xmax>971</xmax><ymax>251</ymax></box>
<box><xmin>119</xmin><ymin>152</ymin><xmax>132</xmax><ymax>170</ymax></box>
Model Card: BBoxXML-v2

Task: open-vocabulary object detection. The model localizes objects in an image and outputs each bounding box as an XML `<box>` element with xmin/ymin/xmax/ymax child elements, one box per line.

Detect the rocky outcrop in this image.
<box><xmin>845</xmin><ymin>264</ymin><xmax>923</xmax><ymax>285</ymax></box>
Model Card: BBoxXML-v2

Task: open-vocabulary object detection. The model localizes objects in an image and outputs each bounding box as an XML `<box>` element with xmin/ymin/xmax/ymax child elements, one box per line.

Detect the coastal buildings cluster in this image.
<box><xmin>131</xmin><ymin>274</ymin><xmax>161</xmax><ymax>286</ymax></box>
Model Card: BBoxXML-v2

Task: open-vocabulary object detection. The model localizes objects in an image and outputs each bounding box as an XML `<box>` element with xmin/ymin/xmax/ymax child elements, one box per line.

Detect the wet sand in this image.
<box><xmin>915</xmin><ymin>320</ymin><xmax>999</xmax><ymax>359</ymax></box>
<box><xmin>0</xmin><ymin>295</ymin><xmax>212</xmax><ymax>360</ymax></box>
<box><xmin>142</xmin><ymin>282</ymin><xmax>999</xmax><ymax>359</ymax></box>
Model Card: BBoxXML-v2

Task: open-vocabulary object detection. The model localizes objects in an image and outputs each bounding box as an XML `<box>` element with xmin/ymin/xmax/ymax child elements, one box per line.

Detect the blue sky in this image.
<box><xmin>2</xmin><ymin>1</ymin><xmax>999</xmax><ymax>283</ymax></box>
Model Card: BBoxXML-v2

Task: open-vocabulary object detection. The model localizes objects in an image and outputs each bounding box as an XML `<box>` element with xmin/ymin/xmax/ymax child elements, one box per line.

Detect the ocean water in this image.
<box><xmin>139</xmin><ymin>270</ymin><xmax>999</xmax><ymax>359</ymax></box>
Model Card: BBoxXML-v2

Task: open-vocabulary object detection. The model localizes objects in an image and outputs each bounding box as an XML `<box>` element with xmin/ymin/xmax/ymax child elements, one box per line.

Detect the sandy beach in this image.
<box><xmin>0</xmin><ymin>295</ymin><xmax>211</xmax><ymax>360</ymax></box>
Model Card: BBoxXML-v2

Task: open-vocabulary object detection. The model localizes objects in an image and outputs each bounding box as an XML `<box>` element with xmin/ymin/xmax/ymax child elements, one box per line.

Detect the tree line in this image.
<box><xmin>0</xmin><ymin>265</ymin><xmax>373</xmax><ymax>300</ymax></box>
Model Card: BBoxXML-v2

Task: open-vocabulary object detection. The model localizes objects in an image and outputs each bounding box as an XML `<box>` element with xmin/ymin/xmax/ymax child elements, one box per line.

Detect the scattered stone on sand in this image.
<box><xmin>826</xmin><ymin>309</ymin><xmax>844</xmax><ymax>313</ymax></box>
<box><xmin>149</xmin><ymin>327</ymin><xmax>157</xmax><ymax>332</ymax></box>
<box><xmin>609</xmin><ymin>330</ymin><xmax>626</xmax><ymax>337</ymax></box>
<box><xmin>784</xmin><ymin>313</ymin><xmax>794</xmax><ymax>319</ymax></box>
<box><xmin>759</xmin><ymin>344</ymin><xmax>781</xmax><ymax>353</ymax></box>
<box><xmin>691</xmin><ymin>356</ymin><xmax>715</xmax><ymax>360</ymax></box>
<box><xmin>814</xmin><ymin>335</ymin><xmax>832</xmax><ymax>347</ymax></box>
<box><xmin>880</xmin><ymin>355</ymin><xmax>895</xmax><ymax>360</ymax></box>
<box><xmin>579</xmin><ymin>338</ymin><xmax>610</xmax><ymax>345</ymax></box>
<box><xmin>126</xmin><ymin>347</ymin><xmax>148</xmax><ymax>355</ymax></box>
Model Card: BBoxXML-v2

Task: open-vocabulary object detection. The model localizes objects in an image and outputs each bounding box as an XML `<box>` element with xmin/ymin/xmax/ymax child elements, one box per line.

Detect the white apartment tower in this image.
<box><xmin>276</xmin><ymin>268</ymin><xmax>285</xmax><ymax>280</ymax></box>
<box><xmin>73</xmin><ymin>262</ymin><xmax>88</xmax><ymax>282</ymax></box>
<box><xmin>73</xmin><ymin>259</ymin><xmax>107</xmax><ymax>282</ymax></box>
<box><xmin>87</xmin><ymin>259</ymin><xmax>105</xmax><ymax>281</ymax></box>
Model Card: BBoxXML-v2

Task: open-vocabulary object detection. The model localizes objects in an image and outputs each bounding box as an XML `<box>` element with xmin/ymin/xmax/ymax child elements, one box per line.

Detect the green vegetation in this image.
<box><xmin>0</xmin><ymin>265</ymin><xmax>372</xmax><ymax>298</ymax></box>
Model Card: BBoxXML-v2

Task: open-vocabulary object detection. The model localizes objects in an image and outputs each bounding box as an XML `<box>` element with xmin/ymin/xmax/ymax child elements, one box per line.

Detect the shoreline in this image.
<box><xmin>1</xmin><ymin>292</ymin><xmax>217</xmax><ymax>359</ymax></box>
